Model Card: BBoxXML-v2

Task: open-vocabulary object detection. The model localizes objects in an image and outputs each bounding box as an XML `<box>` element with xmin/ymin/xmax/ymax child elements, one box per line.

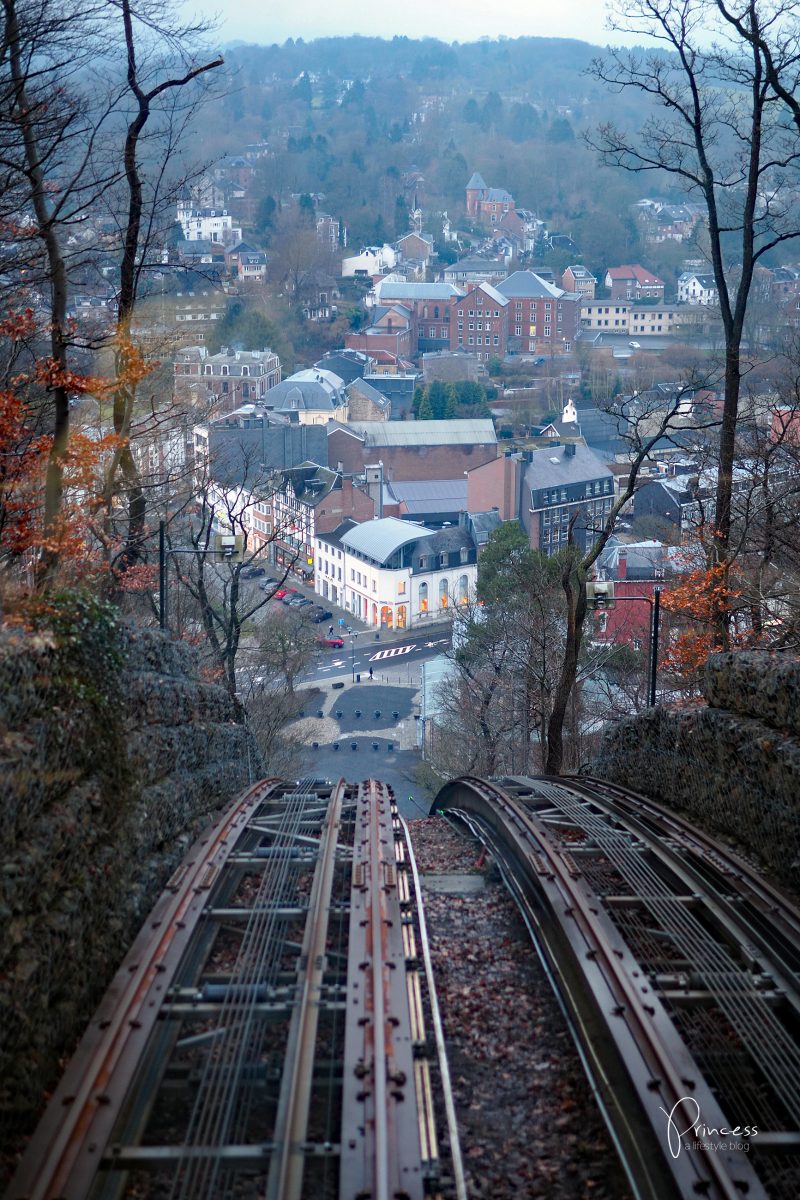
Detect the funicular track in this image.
<box><xmin>8</xmin><ymin>778</ymin><xmax>464</xmax><ymax>1200</ymax></box>
<box><xmin>433</xmin><ymin>774</ymin><xmax>800</xmax><ymax>1200</ymax></box>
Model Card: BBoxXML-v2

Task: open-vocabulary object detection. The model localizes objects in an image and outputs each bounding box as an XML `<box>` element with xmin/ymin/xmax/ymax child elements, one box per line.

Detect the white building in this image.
<box><xmin>677</xmin><ymin>272</ymin><xmax>719</xmax><ymax>306</ymax></box>
<box><xmin>341</xmin><ymin>244</ymin><xmax>397</xmax><ymax>278</ymax></box>
<box><xmin>177</xmin><ymin>199</ymin><xmax>242</xmax><ymax>246</ymax></box>
<box><xmin>314</xmin><ymin>516</ymin><xmax>478</xmax><ymax>631</ymax></box>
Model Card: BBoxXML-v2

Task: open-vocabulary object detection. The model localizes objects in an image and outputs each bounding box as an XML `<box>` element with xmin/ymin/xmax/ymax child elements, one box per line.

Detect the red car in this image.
<box><xmin>272</xmin><ymin>587</ymin><xmax>289</xmax><ymax>599</ymax></box>
<box><xmin>318</xmin><ymin>636</ymin><xmax>344</xmax><ymax>649</ymax></box>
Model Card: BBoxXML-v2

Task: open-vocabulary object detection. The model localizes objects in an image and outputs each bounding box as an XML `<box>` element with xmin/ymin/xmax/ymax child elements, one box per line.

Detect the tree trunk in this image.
<box><xmin>545</xmin><ymin>562</ymin><xmax>586</xmax><ymax>775</ymax></box>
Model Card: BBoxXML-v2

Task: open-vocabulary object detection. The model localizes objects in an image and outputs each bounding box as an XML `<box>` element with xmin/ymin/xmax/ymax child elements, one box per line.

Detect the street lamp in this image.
<box><xmin>587</xmin><ymin>581</ymin><xmax>662</xmax><ymax>707</ymax></box>
<box><xmin>158</xmin><ymin>517</ymin><xmax>241</xmax><ymax>630</ymax></box>
<box><xmin>348</xmin><ymin>627</ymin><xmax>360</xmax><ymax>682</ymax></box>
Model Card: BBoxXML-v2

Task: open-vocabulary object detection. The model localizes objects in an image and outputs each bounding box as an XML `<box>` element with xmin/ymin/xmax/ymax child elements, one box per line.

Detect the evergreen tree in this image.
<box><xmin>428</xmin><ymin>380</ymin><xmax>450</xmax><ymax>419</ymax></box>
<box><xmin>412</xmin><ymin>384</ymin><xmax>427</xmax><ymax>417</ymax></box>
<box><xmin>417</xmin><ymin>391</ymin><xmax>434</xmax><ymax>420</ymax></box>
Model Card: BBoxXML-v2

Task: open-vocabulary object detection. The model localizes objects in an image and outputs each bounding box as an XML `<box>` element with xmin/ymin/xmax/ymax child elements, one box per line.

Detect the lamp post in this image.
<box><xmin>158</xmin><ymin>517</ymin><xmax>238</xmax><ymax>630</ymax></box>
<box><xmin>348</xmin><ymin>627</ymin><xmax>360</xmax><ymax>682</ymax></box>
<box><xmin>587</xmin><ymin>581</ymin><xmax>662</xmax><ymax>707</ymax></box>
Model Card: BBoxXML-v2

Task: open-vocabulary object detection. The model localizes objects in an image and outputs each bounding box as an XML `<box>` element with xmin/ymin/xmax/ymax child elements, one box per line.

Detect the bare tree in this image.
<box><xmin>589</xmin><ymin>0</ymin><xmax>800</xmax><ymax>641</ymax></box>
<box><xmin>169</xmin><ymin>458</ymin><xmax>295</xmax><ymax>695</ymax></box>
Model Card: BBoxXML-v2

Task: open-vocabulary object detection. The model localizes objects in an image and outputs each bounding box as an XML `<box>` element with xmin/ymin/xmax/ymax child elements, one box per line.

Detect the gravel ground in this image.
<box><xmin>409</xmin><ymin>817</ymin><xmax>631</xmax><ymax>1200</ymax></box>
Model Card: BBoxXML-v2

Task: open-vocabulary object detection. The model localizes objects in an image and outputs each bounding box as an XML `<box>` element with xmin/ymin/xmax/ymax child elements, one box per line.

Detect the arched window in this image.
<box><xmin>439</xmin><ymin>578</ymin><xmax>449</xmax><ymax>608</ymax></box>
<box><xmin>418</xmin><ymin>582</ymin><xmax>428</xmax><ymax>613</ymax></box>
<box><xmin>396</xmin><ymin>605</ymin><xmax>407</xmax><ymax>629</ymax></box>
<box><xmin>458</xmin><ymin>574</ymin><xmax>469</xmax><ymax>604</ymax></box>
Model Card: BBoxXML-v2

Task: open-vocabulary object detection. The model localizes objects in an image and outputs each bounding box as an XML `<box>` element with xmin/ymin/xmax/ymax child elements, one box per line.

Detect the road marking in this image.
<box><xmin>370</xmin><ymin>645</ymin><xmax>417</xmax><ymax>661</ymax></box>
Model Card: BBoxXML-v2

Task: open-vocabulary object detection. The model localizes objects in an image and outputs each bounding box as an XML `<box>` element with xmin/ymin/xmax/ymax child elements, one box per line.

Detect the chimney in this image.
<box><xmin>617</xmin><ymin>552</ymin><xmax>627</xmax><ymax>580</ymax></box>
<box><xmin>564</xmin><ymin>443</ymin><xmax>576</xmax><ymax>457</ymax></box>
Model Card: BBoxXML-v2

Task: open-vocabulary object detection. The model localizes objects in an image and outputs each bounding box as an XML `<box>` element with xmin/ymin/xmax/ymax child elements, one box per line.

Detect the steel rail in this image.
<box><xmin>340</xmin><ymin>780</ymin><xmax>425</xmax><ymax>1200</ymax></box>
<box><xmin>400</xmin><ymin>814</ymin><xmax>468</xmax><ymax>1200</ymax></box>
<box><xmin>435</xmin><ymin>775</ymin><xmax>766</xmax><ymax>1200</ymax></box>
<box><xmin>520</xmin><ymin>777</ymin><xmax>800</xmax><ymax>1123</ymax></box>
<box><xmin>574</xmin><ymin>773</ymin><xmax>800</xmax><ymax>962</ymax></box>
<box><xmin>7</xmin><ymin>777</ymin><xmax>286</xmax><ymax>1200</ymax></box>
<box><xmin>173</xmin><ymin>786</ymin><xmax>312</xmax><ymax>1198</ymax></box>
<box><xmin>265</xmin><ymin>778</ymin><xmax>346</xmax><ymax>1200</ymax></box>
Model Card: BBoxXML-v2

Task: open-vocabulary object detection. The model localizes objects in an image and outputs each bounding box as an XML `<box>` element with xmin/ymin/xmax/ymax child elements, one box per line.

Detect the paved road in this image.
<box><xmin>305</xmin><ymin>631</ymin><xmax>451</xmax><ymax>685</ymax></box>
<box><xmin>293</xmin><ymin>681</ymin><xmax>440</xmax><ymax>821</ymax></box>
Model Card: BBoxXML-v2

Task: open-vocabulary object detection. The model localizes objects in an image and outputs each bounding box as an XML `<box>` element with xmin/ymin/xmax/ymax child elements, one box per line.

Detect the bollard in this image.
<box><xmin>387</xmin><ymin>742</ymin><xmax>394</xmax><ymax>752</ymax></box>
<box><xmin>333</xmin><ymin>742</ymin><xmax>339</xmax><ymax>751</ymax></box>
<box><xmin>317</xmin><ymin>709</ymin><xmax>324</xmax><ymax>718</ymax></box>
<box><xmin>392</xmin><ymin>710</ymin><xmax>400</xmax><ymax>720</ymax></box>
<box><xmin>354</xmin><ymin>709</ymin><xmax>361</xmax><ymax>718</ymax></box>
<box><xmin>374</xmin><ymin>710</ymin><xmax>381</xmax><ymax>720</ymax></box>
<box><xmin>311</xmin><ymin>741</ymin><xmax>319</xmax><ymax>750</ymax></box>
<box><xmin>335</xmin><ymin>710</ymin><xmax>343</xmax><ymax>719</ymax></box>
<box><xmin>351</xmin><ymin>741</ymin><xmax>358</xmax><ymax>751</ymax></box>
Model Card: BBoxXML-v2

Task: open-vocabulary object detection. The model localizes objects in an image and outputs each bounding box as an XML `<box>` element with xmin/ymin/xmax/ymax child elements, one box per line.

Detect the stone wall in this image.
<box><xmin>591</xmin><ymin>651</ymin><xmax>800</xmax><ymax>894</ymax></box>
<box><xmin>0</xmin><ymin>622</ymin><xmax>263</xmax><ymax>1153</ymax></box>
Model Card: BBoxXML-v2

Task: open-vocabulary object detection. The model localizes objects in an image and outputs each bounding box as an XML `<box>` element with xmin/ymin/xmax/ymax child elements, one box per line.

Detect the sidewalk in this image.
<box><xmin>271</xmin><ymin>575</ymin><xmax>453</xmax><ymax>645</ymax></box>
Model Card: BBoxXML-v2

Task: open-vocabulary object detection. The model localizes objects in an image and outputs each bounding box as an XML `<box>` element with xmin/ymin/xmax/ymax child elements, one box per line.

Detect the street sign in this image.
<box><xmin>338</xmin><ymin>617</ymin><xmax>345</xmax><ymax>626</ymax></box>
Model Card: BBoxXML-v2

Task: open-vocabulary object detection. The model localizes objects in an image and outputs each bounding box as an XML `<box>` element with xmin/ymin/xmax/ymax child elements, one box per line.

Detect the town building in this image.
<box><xmin>194</xmin><ymin>407</ymin><xmax>327</xmax><ymax>489</ymax></box>
<box><xmin>496</xmin><ymin>270</ymin><xmax>580</xmax><ymax>356</ymax></box>
<box><xmin>265</xmin><ymin>368</ymin><xmax>348</xmax><ymax>425</ymax></box>
<box><xmin>180</xmin><ymin>347</ymin><xmax>281</xmax><ymax>414</ymax></box>
<box><xmin>677</xmin><ymin>272</ymin><xmax>719</xmax><ymax>305</ymax></box>
<box><xmin>449</xmin><ymin>283</ymin><xmax>510</xmax><ymax>361</ymax></box>
<box><xmin>328</xmin><ymin>418</ymin><xmax>498</xmax><ymax>481</ymax></box>
<box><xmin>605</xmin><ymin>265</ymin><xmax>665</xmax><ymax>302</ymax></box>
<box><xmin>443</xmin><ymin>257</ymin><xmax>507</xmax><ymax>287</ymax></box>
<box><xmin>465</xmin><ymin>172</ymin><xmax>517</xmax><ymax>226</ymax></box>
<box><xmin>561</xmin><ymin>264</ymin><xmax>597</xmax><ymax>298</ymax></box>
<box><xmin>271</xmin><ymin>463</ymin><xmax>374</xmax><ymax>581</ymax></box>
<box><xmin>314</xmin><ymin>515</ymin><xmax>478</xmax><ymax>630</ymax></box>
<box><xmin>520</xmin><ymin>443</ymin><xmax>615</xmax><ymax>555</ymax></box>
<box><xmin>580</xmin><ymin>302</ymin><xmax>714</xmax><ymax>338</ymax></box>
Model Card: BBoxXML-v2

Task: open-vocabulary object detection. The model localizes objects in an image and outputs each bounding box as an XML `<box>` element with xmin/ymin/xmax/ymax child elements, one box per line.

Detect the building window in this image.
<box><xmin>439</xmin><ymin>578</ymin><xmax>449</xmax><ymax>608</ymax></box>
<box><xmin>418</xmin><ymin>581</ymin><xmax>428</xmax><ymax>613</ymax></box>
<box><xmin>458</xmin><ymin>574</ymin><xmax>469</xmax><ymax>604</ymax></box>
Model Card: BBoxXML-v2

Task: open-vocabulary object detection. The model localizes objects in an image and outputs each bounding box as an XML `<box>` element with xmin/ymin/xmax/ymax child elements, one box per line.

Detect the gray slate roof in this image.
<box><xmin>340</xmin><ymin>517</ymin><xmax>435</xmax><ymax>563</ymax></box>
<box><xmin>267</xmin><ymin>380</ymin><xmax>342</xmax><ymax>413</ymax></box>
<box><xmin>497</xmin><ymin>271</ymin><xmax>564</xmax><ymax>300</ymax></box>
<box><xmin>379</xmin><ymin>282</ymin><xmax>463</xmax><ymax>300</ymax></box>
<box><xmin>467</xmin><ymin>171</ymin><xmax>488</xmax><ymax>190</ymax></box>
<box><xmin>336</xmin><ymin>419</ymin><xmax>497</xmax><ymax>448</ymax></box>
<box><xmin>386</xmin><ymin>479</ymin><xmax>468</xmax><ymax>514</ymax></box>
<box><xmin>525</xmin><ymin>442</ymin><xmax>613</xmax><ymax>491</ymax></box>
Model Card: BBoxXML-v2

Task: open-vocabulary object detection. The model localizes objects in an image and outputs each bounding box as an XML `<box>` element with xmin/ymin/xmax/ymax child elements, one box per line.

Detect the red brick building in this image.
<box><xmin>465</xmin><ymin>171</ymin><xmax>517</xmax><ymax>227</ymax></box>
<box><xmin>328</xmin><ymin>419</ymin><xmax>498</xmax><ymax>482</ymax></box>
<box><xmin>605</xmin><ymin>265</ymin><xmax>665</xmax><ymax>302</ymax></box>
<box><xmin>497</xmin><ymin>271</ymin><xmax>581</xmax><ymax>355</ymax></box>
<box><xmin>449</xmin><ymin>283</ymin><xmax>510</xmax><ymax>362</ymax></box>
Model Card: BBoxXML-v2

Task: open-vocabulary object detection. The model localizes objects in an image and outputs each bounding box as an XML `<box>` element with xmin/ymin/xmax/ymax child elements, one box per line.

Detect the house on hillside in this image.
<box><xmin>265</xmin><ymin>368</ymin><xmax>348</xmax><ymax>425</ymax></box>
<box><xmin>444</xmin><ymin>257</ymin><xmax>507</xmax><ymax>286</ymax></box>
<box><xmin>677</xmin><ymin>272</ymin><xmax>718</xmax><ymax>306</ymax></box>
<box><xmin>465</xmin><ymin>172</ymin><xmax>517</xmax><ymax>227</ymax></box>
<box><xmin>605</xmin><ymin>265</ymin><xmax>665</xmax><ymax>302</ymax></box>
<box><xmin>561</xmin><ymin>264</ymin><xmax>596</xmax><ymax>298</ymax></box>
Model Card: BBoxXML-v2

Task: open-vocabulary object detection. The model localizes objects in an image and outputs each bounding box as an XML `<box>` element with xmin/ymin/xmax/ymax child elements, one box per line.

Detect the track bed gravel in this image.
<box><xmin>409</xmin><ymin>816</ymin><xmax>631</xmax><ymax>1200</ymax></box>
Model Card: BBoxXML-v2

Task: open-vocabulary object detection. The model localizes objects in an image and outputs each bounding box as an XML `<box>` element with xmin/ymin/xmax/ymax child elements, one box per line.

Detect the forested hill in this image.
<box><xmin>194</xmin><ymin>35</ymin><xmax>657</xmax><ymax>262</ymax></box>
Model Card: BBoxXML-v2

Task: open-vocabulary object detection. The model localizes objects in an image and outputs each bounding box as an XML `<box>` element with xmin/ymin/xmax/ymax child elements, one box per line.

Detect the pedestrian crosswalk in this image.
<box><xmin>370</xmin><ymin>645</ymin><xmax>417</xmax><ymax>662</ymax></box>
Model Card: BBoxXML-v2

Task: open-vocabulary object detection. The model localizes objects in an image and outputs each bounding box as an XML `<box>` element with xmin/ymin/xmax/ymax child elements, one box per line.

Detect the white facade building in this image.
<box><xmin>314</xmin><ymin>516</ymin><xmax>477</xmax><ymax>630</ymax></box>
<box><xmin>177</xmin><ymin>200</ymin><xmax>242</xmax><ymax>246</ymax></box>
<box><xmin>341</xmin><ymin>244</ymin><xmax>398</xmax><ymax>278</ymax></box>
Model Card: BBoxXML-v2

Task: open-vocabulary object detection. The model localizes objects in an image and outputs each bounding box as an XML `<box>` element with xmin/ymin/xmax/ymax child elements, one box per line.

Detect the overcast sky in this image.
<box><xmin>206</xmin><ymin>1</ymin><xmax>629</xmax><ymax>50</ymax></box>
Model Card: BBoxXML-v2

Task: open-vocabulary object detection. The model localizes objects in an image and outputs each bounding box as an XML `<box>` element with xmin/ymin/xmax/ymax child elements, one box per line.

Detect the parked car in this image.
<box><xmin>311</xmin><ymin>608</ymin><xmax>333</xmax><ymax>624</ymax></box>
<box><xmin>294</xmin><ymin>598</ymin><xmax>315</xmax><ymax>610</ymax></box>
<box><xmin>282</xmin><ymin>590</ymin><xmax>302</xmax><ymax>605</ymax></box>
<box><xmin>258</xmin><ymin>576</ymin><xmax>280</xmax><ymax>591</ymax></box>
<box><xmin>273</xmin><ymin>588</ymin><xmax>289</xmax><ymax>600</ymax></box>
<box><xmin>318</xmin><ymin>636</ymin><xmax>344</xmax><ymax>649</ymax></box>
<box><xmin>242</xmin><ymin>565</ymin><xmax>266</xmax><ymax>579</ymax></box>
<box><xmin>629</xmin><ymin>340</ymin><xmax>641</xmax><ymax>348</ymax></box>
